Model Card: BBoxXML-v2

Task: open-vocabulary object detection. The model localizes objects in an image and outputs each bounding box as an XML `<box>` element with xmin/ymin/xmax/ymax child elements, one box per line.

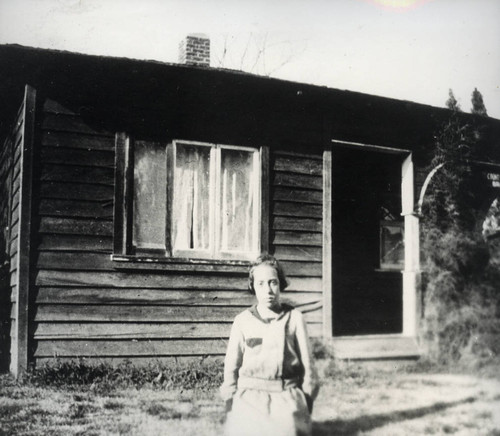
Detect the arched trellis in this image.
<box><xmin>416</xmin><ymin>160</ymin><xmax>500</xmax><ymax>240</ymax></box>
<box><xmin>416</xmin><ymin>162</ymin><xmax>446</xmax><ymax>217</ymax></box>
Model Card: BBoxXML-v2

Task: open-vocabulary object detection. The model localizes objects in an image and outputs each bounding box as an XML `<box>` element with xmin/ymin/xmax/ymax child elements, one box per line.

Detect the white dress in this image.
<box><xmin>220</xmin><ymin>304</ymin><xmax>320</xmax><ymax>436</ymax></box>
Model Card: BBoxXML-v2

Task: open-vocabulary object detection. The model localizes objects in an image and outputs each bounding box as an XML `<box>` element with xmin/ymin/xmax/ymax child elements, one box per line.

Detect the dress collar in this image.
<box><xmin>248</xmin><ymin>303</ymin><xmax>293</xmax><ymax>323</ymax></box>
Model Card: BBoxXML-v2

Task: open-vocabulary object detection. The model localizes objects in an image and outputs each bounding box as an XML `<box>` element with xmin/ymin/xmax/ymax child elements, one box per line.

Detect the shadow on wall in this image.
<box><xmin>312</xmin><ymin>396</ymin><xmax>476</xmax><ymax>435</ymax></box>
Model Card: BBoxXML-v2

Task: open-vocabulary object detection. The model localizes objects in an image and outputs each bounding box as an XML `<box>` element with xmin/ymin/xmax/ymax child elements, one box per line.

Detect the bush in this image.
<box><xmin>420</xmin><ymin>114</ymin><xmax>500</xmax><ymax>368</ymax></box>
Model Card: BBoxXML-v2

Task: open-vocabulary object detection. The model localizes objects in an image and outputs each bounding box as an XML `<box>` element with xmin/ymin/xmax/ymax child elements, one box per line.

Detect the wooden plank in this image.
<box><xmin>260</xmin><ymin>145</ymin><xmax>270</xmax><ymax>254</ymax></box>
<box><xmin>34</xmin><ymin>322</ymin><xmax>232</xmax><ymax>339</ymax></box>
<box><xmin>33</xmin><ymin>322</ymin><xmax>325</xmax><ymax>341</ymax></box>
<box><xmin>273</xmin><ymin>202</ymin><xmax>323</xmax><ymax>218</ymax></box>
<box><xmin>332</xmin><ymin>336</ymin><xmax>421</xmax><ymax>360</ymax></box>
<box><xmin>279</xmin><ymin>261</ymin><xmax>322</xmax><ymax>277</ymax></box>
<box><xmin>41</xmin><ymin>147</ymin><xmax>114</xmax><ymax>168</ymax></box>
<box><xmin>35</xmin><ymin>305</ymin><xmax>244</xmax><ymax>322</ymax></box>
<box><xmin>12</xmin><ymin>173</ymin><xmax>21</xmax><ymax>197</ymax></box>
<box><xmin>10</xmin><ymin>270</ymin><xmax>18</xmax><ymax>287</ymax></box>
<box><xmin>42</xmin><ymin>131</ymin><xmax>115</xmax><ymax>151</ymax></box>
<box><xmin>272</xmin><ymin>231</ymin><xmax>322</xmax><ymax>246</ymax></box>
<box><xmin>34</xmin><ymin>304</ymin><xmax>322</xmax><ymax>324</ymax></box>
<box><xmin>36</xmin><ymin>270</ymin><xmax>248</xmax><ymax>290</ymax></box>
<box><xmin>39</xmin><ymin>217</ymin><xmax>113</xmax><ymax>236</ymax></box>
<box><xmin>274</xmin><ymin>150</ymin><xmax>322</xmax><ymax>161</ymax></box>
<box><xmin>273</xmin><ymin>245</ymin><xmax>322</xmax><ymax>261</ymax></box>
<box><xmin>323</xmin><ymin>145</ymin><xmax>333</xmax><ymax>337</ymax></box>
<box><xmin>34</xmin><ymin>338</ymin><xmax>228</xmax><ymax>357</ymax></box>
<box><xmin>35</xmin><ymin>270</ymin><xmax>321</xmax><ymax>291</ymax></box>
<box><xmin>113</xmin><ymin>132</ymin><xmax>131</xmax><ymax>255</ymax></box>
<box><xmin>16</xmin><ymin>84</ymin><xmax>37</xmax><ymax>376</ymax></box>
<box><xmin>38</xmin><ymin>234</ymin><xmax>113</xmax><ymax>251</ymax></box>
<box><xmin>43</xmin><ymin>98</ymin><xmax>76</xmax><ymax>115</ymax></box>
<box><xmin>11</xmin><ymin>202</ymin><xmax>20</xmax><ymax>226</ymax></box>
<box><xmin>41</xmin><ymin>164</ymin><xmax>114</xmax><ymax>185</ymax></box>
<box><xmin>12</xmin><ymin>190</ymin><xmax>20</xmax><ymax>211</ymax></box>
<box><xmin>37</xmin><ymin>251</ymin><xmax>252</xmax><ymax>273</ymax></box>
<box><xmin>273</xmin><ymin>187</ymin><xmax>323</xmax><ymax>204</ymax></box>
<box><xmin>37</xmin><ymin>252</ymin><xmax>115</xmax><ymax>270</ymax></box>
<box><xmin>10</xmin><ymin>222</ymin><xmax>19</xmax><ymax>240</ymax></box>
<box><xmin>9</xmin><ymin>236</ymin><xmax>18</xmax><ymax>256</ymax></box>
<box><xmin>35</xmin><ymin>287</ymin><xmax>322</xmax><ymax>305</ymax></box>
<box><xmin>39</xmin><ymin>199</ymin><xmax>114</xmax><ymax>219</ymax></box>
<box><xmin>39</xmin><ymin>182</ymin><xmax>114</xmax><ymax>201</ymax></box>
<box><xmin>273</xmin><ymin>173</ymin><xmax>322</xmax><ymax>190</ymax></box>
<box><xmin>42</xmin><ymin>113</ymin><xmax>112</xmax><ymax>136</ymax></box>
<box><xmin>272</xmin><ymin>217</ymin><xmax>322</xmax><ymax>232</ymax></box>
<box><xmin>274</xmin><ymin>156</ymin><xmax>322</xmax><ymax>176</ymax></box>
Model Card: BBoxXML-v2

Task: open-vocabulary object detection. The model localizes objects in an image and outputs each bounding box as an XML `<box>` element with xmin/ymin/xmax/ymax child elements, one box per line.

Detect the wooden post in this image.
<box><xmin>322</xmin><ymin>144</ymin><xmax>333</xmax><ymax>337</ymax></box>
<box><xmin>260</xmin><ymin>145</ymin><xmax>270</xmax><ymax>255</ymax></box>
<box><xmin>401</xmin><ymin>154</ymin><xmax>419</xmax><ymax>337</ymax></box>
<box><xmin>14</xmin><ymin>85</ymin><xmax>36</xmax><ymax>377</ymax></box>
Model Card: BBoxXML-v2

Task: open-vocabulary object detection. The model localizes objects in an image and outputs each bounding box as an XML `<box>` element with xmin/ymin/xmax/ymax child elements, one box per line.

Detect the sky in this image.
<box><xmin>0</xmin><ymin>0</ymin><xmax>499</xmax><ymax>119</ymax></box>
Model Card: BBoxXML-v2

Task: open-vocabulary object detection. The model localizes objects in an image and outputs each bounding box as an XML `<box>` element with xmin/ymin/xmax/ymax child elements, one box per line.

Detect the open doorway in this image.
<box><xmin>332</xmin><ymin>146</ymin><xmax>406</xmax><ymax>336</ymax></box>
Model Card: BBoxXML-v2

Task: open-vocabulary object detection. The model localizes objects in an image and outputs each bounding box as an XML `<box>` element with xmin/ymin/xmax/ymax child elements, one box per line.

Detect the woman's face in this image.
<box><xmin>253</xmin><ymin>264</ymin><xmax>281</xmax><ymax>310</ymax></box>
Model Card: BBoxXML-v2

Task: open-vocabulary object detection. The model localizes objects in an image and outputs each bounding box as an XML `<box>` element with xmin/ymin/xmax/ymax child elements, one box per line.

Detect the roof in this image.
<box><xmin>1</xmin><ymin>44</ymin><xmax>499</xmax><ymax>159</ymax></box>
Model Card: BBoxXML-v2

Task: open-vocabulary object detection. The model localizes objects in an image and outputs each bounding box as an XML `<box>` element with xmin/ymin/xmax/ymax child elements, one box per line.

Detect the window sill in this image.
<box><xmin>374</xmin><ymin>268</ymin><xmax>404</xmax><ymax>273</ymax></box>
<box><xmin>110</xmin><ymin>254</ymin><xmax>251</xmax><ymax>273</ymax></box>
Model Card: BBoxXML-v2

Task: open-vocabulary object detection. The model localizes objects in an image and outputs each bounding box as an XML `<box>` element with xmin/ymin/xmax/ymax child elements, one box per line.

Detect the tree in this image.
<box><xmin>213</xmin><ymin>33</ymin><xmax>306</xmax><ymax>77</ymax></box>
<box><xmin>446</xmin><ymin>89</ymin><xmax>461</xmax><ymax>112</ymax></box>
<box><xmin>420</xmin><ymin>114</ymin><xmax>496</xmax><ymax>364</ymax></box>
<box><xmin>471</xmin><ymin>87</ymin><xmax>488</xmax><ymax>116</ymax></box>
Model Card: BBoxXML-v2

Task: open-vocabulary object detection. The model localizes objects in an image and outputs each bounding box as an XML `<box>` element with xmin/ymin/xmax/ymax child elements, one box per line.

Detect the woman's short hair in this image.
<box><xmin>248</xmin><ymin>254</ymin><xmax>289</xmax><ymax>294</ymax></box>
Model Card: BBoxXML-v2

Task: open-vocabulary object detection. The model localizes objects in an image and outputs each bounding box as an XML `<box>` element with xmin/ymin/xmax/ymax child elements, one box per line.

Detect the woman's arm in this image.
<box><xmin>219</xmin><ymin>315</ymin><xmax>245</xmax><ymax>405</ymax></box>
<box><xmin>294</xmin><ymin>310</ymin><xmax>320</xmax><ymax>402</ymax></box>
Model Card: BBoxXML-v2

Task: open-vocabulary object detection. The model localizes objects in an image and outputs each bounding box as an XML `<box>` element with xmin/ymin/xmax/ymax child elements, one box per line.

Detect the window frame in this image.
<box><xmin>113</xmin><ymin>132</ymin><xmax>269</xmax><ymax>266</ymax></box>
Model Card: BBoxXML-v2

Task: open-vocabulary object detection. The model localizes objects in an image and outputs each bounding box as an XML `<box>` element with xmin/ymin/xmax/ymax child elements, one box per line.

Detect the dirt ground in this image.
<box><xmin>1</xmin><ymin>365</ymin><xmax>499</xmax><ymax>435</ymax></box>
<box><xmin>312</xmin><ymin>371</ymin><xmax>500</xmax><ymax>435</ymax></box>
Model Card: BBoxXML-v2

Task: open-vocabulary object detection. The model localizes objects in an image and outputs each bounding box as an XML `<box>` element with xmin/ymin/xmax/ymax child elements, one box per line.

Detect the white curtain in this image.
<box><xmin>219</xmin><ymin>149</ymin><xmax>255</xmax><ymax>252</ymax></box>
<box><xmin>172</xmin><ymin>144</ymin><xmax>210</xmax><ymax>251</ymax></box>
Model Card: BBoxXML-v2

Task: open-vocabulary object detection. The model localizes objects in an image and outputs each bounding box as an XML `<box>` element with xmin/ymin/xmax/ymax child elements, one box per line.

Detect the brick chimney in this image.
<box><xmin>179</xmin><ymin>34</ymin><xmax>210</xmax><ymax>67</ymax></box>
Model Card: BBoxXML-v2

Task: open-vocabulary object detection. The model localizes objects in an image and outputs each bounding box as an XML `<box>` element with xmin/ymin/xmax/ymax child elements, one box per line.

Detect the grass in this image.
<box><xmin>1</xmin><ymin>358</ymin><xmax>499</xmax><ymax>435</ymax></box>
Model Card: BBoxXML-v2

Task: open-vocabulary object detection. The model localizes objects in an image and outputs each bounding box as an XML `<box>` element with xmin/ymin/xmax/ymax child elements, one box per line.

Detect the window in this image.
<box><xmin>379</xmin><ymin>220</ymin><xmax>404</xmax><ymax>270</ymax></box>
<box><xmin>114</xmin><ymin>135</ymin><xmax>266</xmax><ymax>262</ymax></box>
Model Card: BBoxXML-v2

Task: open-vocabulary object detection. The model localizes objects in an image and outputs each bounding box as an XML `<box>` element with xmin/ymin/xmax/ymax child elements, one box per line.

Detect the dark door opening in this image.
<box><xmin>332</xmin><ymin>147</ymin><xmax>404</xmax><ymax>336</ymax></box>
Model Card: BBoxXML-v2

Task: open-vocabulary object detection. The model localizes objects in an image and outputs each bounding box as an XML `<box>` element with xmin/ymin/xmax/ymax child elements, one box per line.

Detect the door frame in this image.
<box><xmin>323</xmin><ymin>139</ymin><xmax>419</xmax><ymax>344</ymax></box>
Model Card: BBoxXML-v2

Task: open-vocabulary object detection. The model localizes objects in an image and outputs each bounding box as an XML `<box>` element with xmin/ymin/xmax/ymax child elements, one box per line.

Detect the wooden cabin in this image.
<box><xmin>1</xmin><ymin>42</ymin><xmax>499</xmax><ymax>377</ymax></box>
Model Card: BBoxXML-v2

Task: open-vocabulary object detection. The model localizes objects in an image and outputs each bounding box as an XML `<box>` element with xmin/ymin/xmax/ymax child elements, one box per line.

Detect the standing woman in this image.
<box><xmin>220</xmin><ymin>254</ymin><xmax>320</xmax><ymax>436</ymax></box>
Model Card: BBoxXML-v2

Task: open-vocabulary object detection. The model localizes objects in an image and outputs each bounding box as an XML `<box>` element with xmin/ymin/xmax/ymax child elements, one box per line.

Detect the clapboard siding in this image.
<box><xmin>34</xmin><ymin>339</ymin><xmax>229</xmax><ymax>357</ymax></box>
<box><xmin>35</xmin><ymin>270</ymin><xmax>322</xmax><ymax>292</ymax></box>
<box><xmin>0</xmin><ymin>120</ymin><xmax>14</xmax><ymax>371</ymax></box>
<box><xmin>34</xmin><ymin>305</ymin><xmax>322</xmax><ymax>324</ymax></box>
<box><xmin>270</xmin><ymin>151</ymin><xmax>324</xmax><ymax>336</ymax></box>
<box><xmin>35</xmin><ymin>288</ymin><xmax>322</xmax><ymax>306</ymax></box>
<box><xmin>39</xmin><ymin>182</ymin><xmax>114</xmax><ymax>201</ymax></box>
<box><xmin>40</xmin><ymin>164</ymin><xmax>114</xmax><ymax>185</ymax></box>
<box><xmin>39</xmin><ymin>199</ymin><xmax>114</xmax><ymax>219</ymax></box>
<box><xmin>29</xmin><ymin>98</ymin><xmax>324</xmax><ymax>367</ymax></box>
<box><xmin>38</xmin><ymin>234</ymin><xmax>113</xmax><ymax>251</ymax></box>
<box><xmin>36</xmin><ymin>252</ymin><xmax>322</xmax><ymax>276</ymax></box>
<box><xmin>5</xmin><ymin>93</ymin><xmax>31</xmax><ymax>375</ymax></box>
<box><xmin>41</xmin><ymin>147</ymin><xmax>114</xmax><ymax>167</ymax></box>
<box><xmin>39</xmin><ymin>217</ymin><xmax>113</xmax><ymax>236</ymax></box>
<box><xmin>42</xmin><ymin>131</ymin><xmax>115</xmax><ymax>151</ymax></box>
<box><xmin>32</xmin><ymin>322</ymin><xmax>323</xmax><ymax>341</ymax></box>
